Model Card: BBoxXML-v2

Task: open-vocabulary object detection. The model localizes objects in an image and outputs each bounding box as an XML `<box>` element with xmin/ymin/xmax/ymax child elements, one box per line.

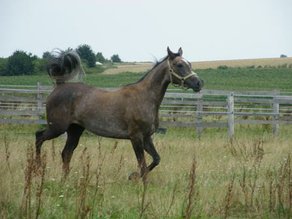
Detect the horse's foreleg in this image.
<box><xmin>144</xmin><ymin>136</ymin><xmax>160</xmax><ymax>172</ymax></box>
<box><xmin>61</xmin><ymin>124</ymin><xmax>84</xmax><ymax>176</ymax></box>
<box><xmin>130</xmin><ymin>136</ymin><xmax>147</xmax><ymax>179</ymax></box>
<box><xmin>35</xmin><ymin>130</ymin><xmax>45</xmax><ymax>164</ymax></box>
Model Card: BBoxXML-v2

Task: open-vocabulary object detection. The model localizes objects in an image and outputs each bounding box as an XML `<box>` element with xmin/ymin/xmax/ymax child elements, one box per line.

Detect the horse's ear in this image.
<box><xmin>178</xmin><ymin>47</ymin><xmax>183</xmax><ymax>56</ymax></box>
<box><xmin>167</xmin><ymin>47</ymin><xmax>176</xmax><ymax>59</ymax></box>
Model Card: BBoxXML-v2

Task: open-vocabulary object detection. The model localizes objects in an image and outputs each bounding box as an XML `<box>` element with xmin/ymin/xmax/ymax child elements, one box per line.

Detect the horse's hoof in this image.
<box><xmin>128</xmin><ymin>172</ymin><xmax>140</xmax><ymax>181</ymax></box>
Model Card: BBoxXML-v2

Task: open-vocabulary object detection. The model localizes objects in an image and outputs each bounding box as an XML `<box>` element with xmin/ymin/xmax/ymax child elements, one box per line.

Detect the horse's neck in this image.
<box><xmin>140</xmin><ymin>61</ymin><xmax>170</xmax><ymax>104</ymax></box>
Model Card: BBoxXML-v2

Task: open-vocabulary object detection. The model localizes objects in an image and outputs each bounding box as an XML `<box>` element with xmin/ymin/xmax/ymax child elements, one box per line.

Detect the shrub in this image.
<box><xmin>217</xmin><ymin>65</ymin><xmax>228</xmax><ymax>70</ymax></box>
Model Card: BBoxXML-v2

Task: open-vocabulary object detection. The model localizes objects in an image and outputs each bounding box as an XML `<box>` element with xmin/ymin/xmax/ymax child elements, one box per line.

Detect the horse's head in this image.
<box><xmin>167</xmin><ymin>47</ymin><xmax>203</xmax><ymax>92</ymax></box>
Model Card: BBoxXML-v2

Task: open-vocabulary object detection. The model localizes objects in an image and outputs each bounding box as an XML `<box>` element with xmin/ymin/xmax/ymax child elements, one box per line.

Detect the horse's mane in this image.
<box><xmin>125</xmin><ymin>55</ymin><xmax>169</xmax><ymax>87</ymax></box>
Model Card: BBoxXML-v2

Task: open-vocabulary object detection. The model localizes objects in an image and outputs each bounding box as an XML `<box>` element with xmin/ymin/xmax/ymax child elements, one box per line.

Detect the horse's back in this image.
<box><xmin>46</xmin><ymin>83</ymin><xmax>130</xmax><ymax>137</ymax></box>
<box><xmin>45</xmin><ymin>82</ymin><xmax>158</xmax><ymax>138</ymax></box>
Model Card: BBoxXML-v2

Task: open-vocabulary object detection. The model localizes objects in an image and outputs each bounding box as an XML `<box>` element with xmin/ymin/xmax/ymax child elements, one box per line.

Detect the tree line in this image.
<box><xmin>0</xmin><ymin>44</ymin><xmax>122</xmax><ymax>76</ymax></box>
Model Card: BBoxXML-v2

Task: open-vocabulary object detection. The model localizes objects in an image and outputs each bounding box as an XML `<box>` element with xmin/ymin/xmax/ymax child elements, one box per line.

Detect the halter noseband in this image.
<box><xmin>167</xmin><ymin>59</ymin><xmax>197</xmax><ymax>88</ymax></box>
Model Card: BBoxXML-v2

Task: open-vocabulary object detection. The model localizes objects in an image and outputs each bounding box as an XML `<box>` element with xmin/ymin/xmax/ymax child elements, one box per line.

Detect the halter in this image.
<box><xmin>167</xmin><ymin>59</ymin><xmax>197</xmax><ymax>88</ymax></box>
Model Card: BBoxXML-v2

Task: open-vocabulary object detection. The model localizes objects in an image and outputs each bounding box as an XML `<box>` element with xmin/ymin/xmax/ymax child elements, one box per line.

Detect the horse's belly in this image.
<box><xmin>88</xmin><ymin>127</ymin><xmax>129</xmax><ymax>139</ymax></box>
<box><xmin>80</xmin><ymin>118</ymin><xmax>130</xmax><ymax>139</ymax></box>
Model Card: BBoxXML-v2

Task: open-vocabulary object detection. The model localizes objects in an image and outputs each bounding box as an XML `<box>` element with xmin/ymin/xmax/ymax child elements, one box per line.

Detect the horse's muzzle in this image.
<box><xmin>192</xmin><ymin>79</ymin><xmax>204</xmax><ymax>92</ymax></box>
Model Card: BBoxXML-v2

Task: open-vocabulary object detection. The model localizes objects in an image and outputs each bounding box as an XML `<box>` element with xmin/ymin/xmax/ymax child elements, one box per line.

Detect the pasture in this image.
<box><xmin>0</xmin><ymin>58</ymin><xmax>292</xmax><ymax>218</ymax></box>
<box><xmin>0</xmin><ymin>66</ymin><xmax>292</xmax><ymax>92</ymax></box>
<box><xmin>0</xmin><ymin>125</ymin><xmax>291</xmax><ymax>218</ymax></box>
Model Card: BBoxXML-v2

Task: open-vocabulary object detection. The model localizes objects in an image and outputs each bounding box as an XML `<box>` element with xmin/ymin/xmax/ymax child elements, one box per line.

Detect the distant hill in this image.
<box><xmin>192</xmin><ymin>57</ymin><xmax>292</xmax><ymax>69</ymax></box>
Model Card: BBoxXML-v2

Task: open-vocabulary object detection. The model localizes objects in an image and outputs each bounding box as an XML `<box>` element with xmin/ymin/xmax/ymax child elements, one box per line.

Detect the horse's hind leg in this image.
<box><xmin>143</xmin><ymin>136</ymin><xmax>160</xmax><ymax>172</ymax></box>
<box><xmin>61</xmin><ymin>124</ymin><xmax>84</xmax><ymax>175</ymax></box>
<box><xmin>35</xmin><ymin>128</ymin><xmax>64</xmax><ymax>163</ymax></box>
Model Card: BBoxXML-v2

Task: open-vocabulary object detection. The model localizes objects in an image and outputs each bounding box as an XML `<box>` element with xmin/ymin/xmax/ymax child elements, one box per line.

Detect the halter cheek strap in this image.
<box><xmin>167</xmin><ymin>59</ymin><xmax>197</xmax><ymax>88</ymax></box>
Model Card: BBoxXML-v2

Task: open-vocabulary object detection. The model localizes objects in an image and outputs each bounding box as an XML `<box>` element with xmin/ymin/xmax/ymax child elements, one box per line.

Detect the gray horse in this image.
<box><xmin>35</xmin><ymin>47</ymin><xmax>203</xmax><ymax>178</ymax></box>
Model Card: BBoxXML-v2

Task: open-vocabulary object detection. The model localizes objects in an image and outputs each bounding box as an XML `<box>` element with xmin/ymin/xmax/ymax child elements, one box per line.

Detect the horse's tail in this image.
<box><xmin>47</xmin><ymin>49</ymin><xmax>85</xmax><ymax>84</ymax></box>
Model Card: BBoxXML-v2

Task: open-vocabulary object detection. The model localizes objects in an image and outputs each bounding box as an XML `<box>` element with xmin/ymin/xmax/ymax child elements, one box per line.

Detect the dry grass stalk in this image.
<box><xmin>252</xmin><ymin>139</ymin><xmax>264</xmax><ymax>165</ymax></box>
<box><xmin>95</xmin><ymin>138</ymin><xmax>107</xmax><ymax>184</ymax></box>
<box><xmin>265</xmin><ymin>154</ymin><xmax>292</xmax><ymax>217</ymax></box>
<box><xmin>239</xmin><ymin>167</ymin><xmax>248</xmax><ymax>211</ymax></box>
<box><xmin>96</xmin><ymin>137</ymin><xmax>107</xmax><ymax>175</ymax></box>
<box><xmin>139</xmin><ymin>173</ymin><xmax>150</xmax><ymax>219</ymax></box>
<box><xmin>89</xmin><ymin>140</ymin><xmax>110</xmax><ymax>218</ymax></box>
<box><xmin>288</xmin><ymin>154</ymin><xmax>292</xmax><ymax>217</ymax></box>
<box><xmin>21</xmin><ymin>146</ymin><xmax>34</xmax><ymax>218</ymax></box>
<box><xmin>19</xmin><ymin>144</ymin><xmax>47</xmax><ymax>219</ymax></box>
<box><xmin>35</xmin><ymin>153</ymin><xmax>47</xmax><ymax>219</ymax></box>
<box><xmin>184</xmin><ymin>156</ymin><xmax>197</xmax><ymax>219</ymax></box>
<box><xmin>239</xmin><ymin>165</ymin><xmax>260</xmax><ymax>214</ymax></box>
<box><xmin>266</xmin><ymin>170</ymin><xmax>276</xmax><ymax>213</ymax></box>
<box><xmin>227</xmin><ymin>138</ymin><xmax>264</xmax><ymax>164</ymax></box>
<box><xmin>4</xmin><ymin>136</ymin><xmax>12</xmax><ymax>175</ymax></box>
<box><xmin>76</xmin><ymin>147</ymin><xmax>91</xmax><ymax>219</ymax></box>
<box><xmin>223</xmin><ymin>174</ymin><xmax>235</xmax><ymax>219</ymax></box>
<box><xmin>276</xmin><ymin>154</ymin><xmax>292</xmax><ymax>216</ymax></box>
<box><xmin>165</xmin><ymin>181</ymin><xmax>178</xmax><ymax>217</ymax></box>
<box><xmin>89</xmin><ymin>164</ymin><xmax>105</xmax><ymax>218</ymax></box>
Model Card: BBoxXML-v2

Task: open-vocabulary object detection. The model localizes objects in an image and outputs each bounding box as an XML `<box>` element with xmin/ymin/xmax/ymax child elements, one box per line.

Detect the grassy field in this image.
<box><xmin>0</xmin><ymin>57</ymin><xmax>292</xmax><ymax>92</ymax></box>
<box><xmin>0</xmin><ymin>57</ymin><xmax>292</xmax><ymax>218</ymax></box>
<box><xmin>0</xmin><ymin>125</ymin><xmax>291</xmax><ymax>218</ymax></box>
<box><xmin>0</xmin><ymin>65</ymin><xmax>292</xmax><ymax>92</ymax></box>
<box><xmin>198</xmin><ymin>67</ymin><xmax>292</xmax><ymax>92</ymax></box>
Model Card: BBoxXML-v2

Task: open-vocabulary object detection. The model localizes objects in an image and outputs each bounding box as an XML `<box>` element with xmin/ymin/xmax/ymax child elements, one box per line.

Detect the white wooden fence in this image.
<box><xmin>160</xmin><ymin>89</ymin><xmax>292</xmax><ymax>137</ymax></box>
<box><xmin>1</xmin><ymin>83</ymin><xmax>292</xmax><ymax>137</ymax></box>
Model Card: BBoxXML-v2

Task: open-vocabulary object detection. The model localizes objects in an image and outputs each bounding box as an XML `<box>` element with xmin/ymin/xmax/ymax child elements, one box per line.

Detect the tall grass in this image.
<box><xmin>0</xmin><ymin>125</ymin><xmax>291</xmax><ymax>218</ymax></box>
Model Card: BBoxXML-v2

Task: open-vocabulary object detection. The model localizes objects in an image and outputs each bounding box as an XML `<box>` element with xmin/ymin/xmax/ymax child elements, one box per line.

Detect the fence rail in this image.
<box><xmin>1</xmin><ymin>83</ymin><xmax>292</xmax><ymax>137</ymax></box>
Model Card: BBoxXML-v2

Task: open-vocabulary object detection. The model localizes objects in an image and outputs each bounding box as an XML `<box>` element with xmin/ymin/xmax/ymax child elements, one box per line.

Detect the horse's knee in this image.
<box><xmin>35</xmin><ymin>130</ymin><xmax>45</xmax><ymax>155</ymax></box>
<box><xmin>153</xmin><ymin>155</ymin><xmax>160</xmax><ymax>166</ymax></box>
<box><xmin>35</xmin><ymin>130</ymin><xmax>44</xmax><ymax>143</ymax></box>
<box><xmin>36</xmin><ymin>130</ymin><xmax>44</xmax><ymax>138</ymax></box>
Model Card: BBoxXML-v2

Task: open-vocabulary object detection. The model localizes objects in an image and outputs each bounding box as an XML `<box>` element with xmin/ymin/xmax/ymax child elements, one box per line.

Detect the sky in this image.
<box><xmin>0</xmin><ymin>0</ymin><xmax>291</xmax><ymax>62</ymax></box>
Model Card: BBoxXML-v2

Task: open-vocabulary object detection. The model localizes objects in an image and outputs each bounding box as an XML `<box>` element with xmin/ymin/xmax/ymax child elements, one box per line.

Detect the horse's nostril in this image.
<box><xmin>198</xmin><ymin>79</ymin><xmax>204</xmax><ymax>88</ymax></box>
<box><xmin>197</xmin><ymin>80</ymin><xmax>201</xmax><ymax>87</ymax></box>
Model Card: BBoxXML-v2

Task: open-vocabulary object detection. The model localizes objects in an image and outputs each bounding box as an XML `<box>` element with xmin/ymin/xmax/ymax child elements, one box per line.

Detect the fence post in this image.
<box><xmin>196</xmin><ymin>96</ymin><xmax>203</xmax><ymax>138</ymax></box>
<box><xmin>272</xmin><ymin>91</ymin><xmax>280</xmax><ymax>135</ymax></box>
<box><xmin>227</xmin><ymin>92</ymin><xmax>235</xmax><ymax>138</ymax></box>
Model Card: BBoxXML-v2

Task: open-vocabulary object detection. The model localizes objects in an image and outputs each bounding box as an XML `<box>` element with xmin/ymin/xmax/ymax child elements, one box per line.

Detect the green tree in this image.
<box><xmin>0</xmin><ymin>58</ymin><xmax>7</xmax><ymax>75</ymax></box>
<box><xmin>33</xmin><ymin>58</ymin><xmax>47</xmax><ymax>74</ymax></box>
<box><xmin>5</xmin><ymin>50</ymin><xmax>35</xmax><ymax>75</ymax></box>
<box><xmin>111</xmin><ymin>54</ymin><xmax>122</xmax><ymax>63</ymax></box>
<box><xmin>76</xmin><ymin>44</ymin><xmax>96</xmax><ymax>67</ymax></box>
<box><xmin>96</xmin><ymin>52</ymin><xmax>106</xmax><ymax>63</ymax></box>
<box><xmin>280</xmin><ymin>54</ymin><xmax>287</xmax><ymax>58</ymax></box>
<box><xmin>42</xmin><ymin>51</ymin><xmax>54</xmax><ymax>60</ymax></box>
